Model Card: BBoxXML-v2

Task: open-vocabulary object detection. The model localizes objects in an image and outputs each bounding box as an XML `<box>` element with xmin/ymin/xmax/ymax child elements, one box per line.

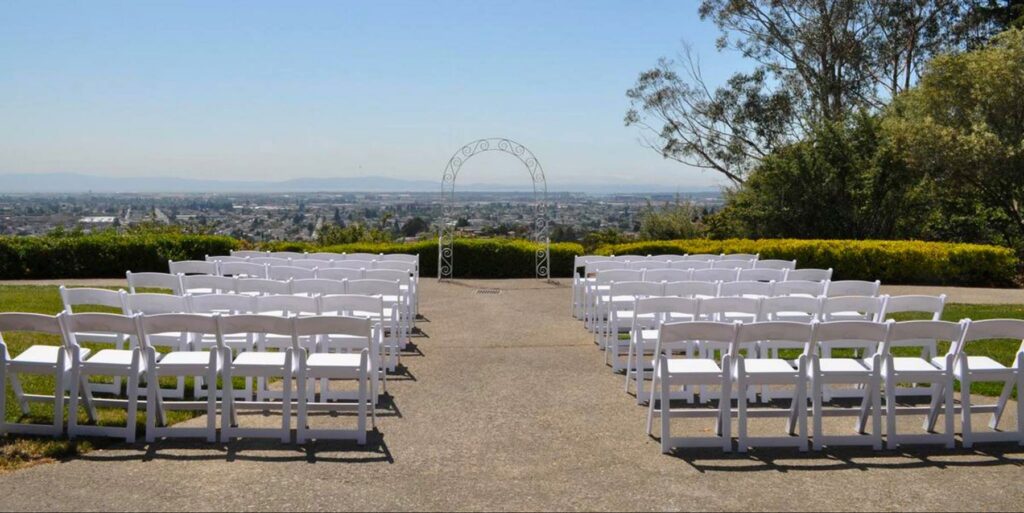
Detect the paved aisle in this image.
<box><xmin>0</xmin><ymin>279</ymin><xmax>1023</xmax><ymax>511</ymax></box>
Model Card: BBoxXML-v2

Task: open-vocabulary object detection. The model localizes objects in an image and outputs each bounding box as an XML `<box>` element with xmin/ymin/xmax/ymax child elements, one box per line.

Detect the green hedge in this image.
<box><xmin>0</xmin><ymin>233</ymin><xmax>240</xmax><ymax>279</ymax></box>
<box><xmin>595</xmin><ymin>239</ymin><xmax>1018</xmax><ymax>287</ymax></box>
<box><xmin>263</xmin><ymin>238</ymin><xmax>583</xmax><ymax>278</ymax></box>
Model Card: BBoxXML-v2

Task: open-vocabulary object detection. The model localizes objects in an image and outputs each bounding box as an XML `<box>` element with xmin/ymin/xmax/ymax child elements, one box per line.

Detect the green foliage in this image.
<box><xmin>595</xmin><ymin>238</ymin><xmax>1018</xmax><ymax>287</ymax></box>
<box><xmin>581</xmin><ymin>228</ymin><xmax>632</xmax><ymax>253</ymax></box>
<box><xmin>400</xmin><ymin>217</ymin><xmax>429</xmax><ymax>237</ymax></box>
<box><xmin>0</xmin><ymin>233</ymin><xmax>239</xmax><ymax>279</ymax></box>
<box><xmin>638</xmin><ymin>199</ymin><xmax>703</xmax><ymax>241</ymax></box>
<box><xmin>316</xmin><ymin>222</ymin><xmax>392</xmax><ymax>246</ymax></box>
<box><xmin>264</xmin><ymin>238</ymin><xmax>584</xmax><ymax>278</ymax></box>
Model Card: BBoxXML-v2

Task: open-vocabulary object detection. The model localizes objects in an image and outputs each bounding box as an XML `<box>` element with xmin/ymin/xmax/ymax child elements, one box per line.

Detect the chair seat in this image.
<box><xmin>884</xmin><ymin>357</ymin><xmax>942</xmax><ymax>374</ymax></box>
<box><xmin>772</xmin><ymin>312</ymin><xmax>815</xmax><ymax>321</ymax></box>
<box><xmin>817</xmin><ymin>358</ymin><xmax>871</xmax><ymax>374</ymax></box>
<box><xmin>827</xmin><ymin>312</ymin><xmax>872</xmax><ymax>321</ymax></box>
<box><xmin>156</xmin><ymin>351</ymin><xmax>216</xmax><ymax>372</ymax></box>
<box><xmin>10</xmin><ymin>345</ymin><xmax>89</xmax><ymax>369</ymax></box>
<box><xmin>232</xmin><ymin>352</ymin><xmax>292</xmax><ymax>372</ymax></box>
<box><xmin>954</xmin><ymin>356</ymin><xmax>1016</xmax><ymax>377</ymax></box>
<box><xmin>82</xmin><ymin>349</ymin><xmax>141</xmax><ymax>371</ymax></box>
<box><xmin>666</xmin><ymin>358</ymin><xmax>722</xmax><ymax>374</ymax></box>
<box><xmin>744</xmin><ymin>359</ymin><xmax>797</xmax><ymax>374</ymax></box>
<box><xmin>307</xmin><ymin>353</ymin><xmax>366</xmax><ymax>369</ymax></box>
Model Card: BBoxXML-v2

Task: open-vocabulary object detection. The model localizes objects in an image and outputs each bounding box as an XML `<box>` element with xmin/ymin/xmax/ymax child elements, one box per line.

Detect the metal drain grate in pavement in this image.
<box><xmin>475</xmin><ymin>288</ymin><xmax>501</xmax><ymax>295</ymax></box>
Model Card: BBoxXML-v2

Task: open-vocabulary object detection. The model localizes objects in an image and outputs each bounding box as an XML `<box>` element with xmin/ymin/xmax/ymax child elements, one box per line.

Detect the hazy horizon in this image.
<box><xmin>1</xmin><ymin>1</ymin><xmax>747</xmax><ymax>189</ymax></box>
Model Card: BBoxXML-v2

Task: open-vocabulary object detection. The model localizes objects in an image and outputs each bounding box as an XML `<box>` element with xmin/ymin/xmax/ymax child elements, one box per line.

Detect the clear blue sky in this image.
<box><xmin>0</xmin><ymin>0</ymin><xmax>745</xmax><ymax>189</ymax></box>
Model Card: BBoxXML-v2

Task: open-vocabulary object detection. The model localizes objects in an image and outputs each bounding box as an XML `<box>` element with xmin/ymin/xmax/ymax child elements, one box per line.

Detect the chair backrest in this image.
<box><xmin>218</xmin><ymin>261</ymin><xmax>268</xmax><ymax>279</ymax></box>
<box><xmin>168</xmin><ymin>260</ymin><xmax>218</xmax><ymax>276</ymax></box>
<box><xmin>270</xmin><ymin>251</ymin><xmax>307</xmax><ymax>260</ymax></box>
<box><xmin>126</xmin><ymin>271</ymin><xmax>182</xmax><ymax>295</ymax></box>
<box><xmin>62</xmin><ymin>312</ymin><xmax>143</xmax><ymax>348</ymax></box>
<box><xmin>880</xmin><ymin>294</ymin><xmax>946</xmax><ymax>321</ymax></box>
<box><xmin>685</xmin><ymin>253</ymin><xmax>721</xmax><ymax>261</ymax></box>
<box><xmin>587</xmin><ymin>261</ymin><xmax>627</xmax><ymax>274</ymax></box>
<box><xmin>207</xmin><ymin>255</ymin><xmax>247</xmax><ymax>263</ymax></box>
<box><xmin>181</xmin><ymin>274</ymin><xmax>237</xmax><ymax>294</ymax></box>
<box><xmin>373</xmin><ymin>260</ymin><xmax>415</xmax><ymax>273</ymax></box>
<box><xmin>139</xmin><ymin>313</ymin><xmax>221</xmax><ymax>350</ymax></box>
<box><xmin>307</xmin><ymin>251</ymin><xmax>345</xmax><ymax>261</ymax></box>
<box><xmin>291</xmin><ymin>278</ymin><xmax>347</xmax><ymax>297</ymax></box>
<box><xmin>595</xmin><ymin>269</ymin><xmax>644</xmax><ymax>284</ymax></box>
<box><xmin>347</xmin><ymin>279</ymin><xmax>400</xmax><ymax>296</ymax></box>
<box><xmin>333</xmin><ymin>260</ymin><xmax>374</xmax><ymax>270</ymax></box>
<box><xmin>254</xmin><ymin>294</ymin><xmax>319</xmax><ymax>316</ymax></box>
<box><xmin>123</xmin><ymin>293</ymin><xmax>190</xmax><ymax>315</ymax></box>
<box><xmin>344</xmin><ymin>253</ymin><xmax>380</xmax><ymax>261</ymax></box>
<box><xmin>250</xmin><ymin>257</ymin><xmax>292</xmax><ymax>266</ymax></box>
<box><xmin>217</xmin><ymin>314</ymin><xmax>295</xmax><ymax>349</ymax></box>
<box><xmin>189</xmin><ymin>293</ymin><xmax>255</xmax><ymax>314</ymax></box>
<box><xmin>722</xmin><ymin>253</ymin><xmax>759</xmax><ymax>260</ymax></box>
<box><xmin>821</xmin><ymin>295</ymin><xmax>886</xmax><ymax>321</ymax></box>
<box><xmin>645</xmin><ymin>255</ymin><xmax>677</xmax><ymax>263</ymax></box>
<box><xmin>759</xmin><ymin>295</ymin><xmax>821</xmax><ymax>322</ymax></box>
<box><xmin>293</xmin><ymin>315</ymin><xmax>372</xmax><ymax>339</ymax></box>
<box><xmin>713</xmin><ymin>259</ymin><xmax>755</xmax><ymax>269</ymax></box>
<box><xmin>882</xmin><ymin>320</ymin><xmax>963</xmax><ymax>358</ymax></box>
<box><xmin>643</xmin><ymin>268</ymin><xmax>691</xmax><ymax>283</ymax></box>
<box><xmin>754</xmin><ymin>259</ymin><xmax>796</xmax><ymax>270</ymax></box>
<box><xmin>0</xmin><ymin>313</ymin><xmax>64</xmax><ymax>343</ymax></box>
<box><xmin>288</xmin><ymin>259</ymin><xmax>331</xmax><ymax>270</ymax></box>
<box><xmin>670</xmin><ymin>259</ymin><xmax>711</xmax><ymax>270</ymax></box>
<box><xmin>268</xmin><ymin>266</ymin><xmax>316</xmax><ymax>281</ymax></box>
<box><xmin>633</xmin><ymin>297</ymin><xmax>700</xmax><ymax>325</ymax></box>
<box><xmin>235</xmin><ymin>278</ymin><xmax>292</xmax><ymax>296</ymax></box>
<box><xmin>772</xmin><ymin>280</ymin><xmax>826</xmax><ymax>297</ymax></box>
<box><xmin>377</xmin><ymin>253</ymin><xmax>418</xmax><ymax>264</ymax></box>
<box><xmin>319</xmin><ymin>294</ymin><xmax>386</xmax><ymax>318</ymax></box>
<box><xmin>691</xmin><ymin>268</ymin><xmax>740</xmax><ymax>282</ymax></box>
<box><xmin>699</xmin><ymin>297</ymin><xmax>762</xmax><ymax>322</ymax></box>
<box><xmin>609</xmin><ymin>281</ymin><xmax>664</xmax><ymax>300</ymax></box>
<box><xmin>786</xmin><ymin>268</ymin><xmax>833</xmax><ymax>282</ymax></box>
<box><xmin>718</xmin><ymin>280</ymin><xmax>774</xmax><ymax>298</ymax></box>
<box><xmin>959</xmin><ymin>319</ymin><xmax>1024</xmax><ymax>357</ymax></box>
<box><xmin>611</xmin><ymin>254</ymin><xmax>643</xmax><ymax>261</ymax></box>
<box><xmin>230</xmin><ymin>250</ymin><xmax>268</xmax><ymax>258</ymax></box>
<box><xmin>663</xmin><ymin>280</ymin><xmax>718</xmax><ymax>298</ymax></box>
<box><xmin>318</xmin><ymin>267</ymin><xmax>364</xmax><ymax>281</ymax></box>
<box><xmin>364</xmin><ymin>269</ymin><xmax>411</xmax><ymax>285</ymax></box>
<box><xmin>626</xmin><ymin>260</ymin><xmax>655</xmax><ymax>270</ymax></box>
<box><xmin>59</xmin><ymin>286</ymin><xmax>126</xmax><ymax>314</ymax></box>
<box><xmin>739</xmin><ymin>268</ymin><xmax>786</xmax><ymax>282</ymax></box>
<box><xmin>826</xmin><ymin>280</ymin><xmax>881</xmax><ymax>297</ymax></box>
<box><xmin>737</xmin><ymin>321</ymin><xmax>814</xmax><ymax>359</ymax></box>
<box><xmin>813</xmin><ymin>320</ymin><xmax>888</xmax><ymax>357</ymax></box>
<box><xmin>658</xmin><ymin>321</ymin><xmax>736</xmax><ymax>358</ymax></box>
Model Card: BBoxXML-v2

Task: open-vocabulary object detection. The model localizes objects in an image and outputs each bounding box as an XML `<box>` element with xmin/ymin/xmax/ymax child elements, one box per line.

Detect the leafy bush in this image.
<box><xmin>263</xmin><ymin>238</ymin><xmax>583</xmax><ymax>278</ymax></box>
<box><xmin>0</xmin><ymin>233</ymin><xmax>240</xmax><ymax>279</ymax></box>
<box><xmin>595</xmin><ymin>238</ymin><xmax>1018</xmax><ymax>287</ymax></box>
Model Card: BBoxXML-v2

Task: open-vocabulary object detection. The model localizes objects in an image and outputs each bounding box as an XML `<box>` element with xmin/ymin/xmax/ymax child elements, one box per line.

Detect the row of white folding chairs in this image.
<box><xmin>226</xmin><ymin>250</ymin><xmax>418</xmax><ymax>266</ymax></box>
<box><xmin>644</xmin><ymin>319</ymin><xmax>1024</xmax><ymax>453</ymax></box>
<box><xmin>582</xmin><ymin>277</ymin><xmax>874</xmax><ymax>331</ymax></box>
<box><xmin>582</xmin><ymin>258</ymin><xmax>791</xmax><ymax>272</ymax></box>
<box><xmin>573</xmin><ymin>268</ymin><xmax>834</xmax><ymax>320</ymax></box>
<box><xmin>576</xmin><ymin>253</ymin><xmax>762</xmax><ymax>265</ymax></box>
<box><xmin>128</xmin><ymin>272</ymin><xmax>414</xmax><ymax>343</ymax></box>
<box><xmin>0</xmin><ymin>311</ymin><xmax>376</xmax><ymax>444</ymax></box>
<box><xmin>75</xmin><ymin>282</ymin><xmax>407</xmax><ymax>376</ymax></box>
<box><xmin>204</xmin><ymin>255</ymin><xmax>418</xmax><ymax>277</ymax></box>
<box><xmin>603</xmin><ymin>292</ymin><xmax>938</xmax><ymax>369</ymax></box>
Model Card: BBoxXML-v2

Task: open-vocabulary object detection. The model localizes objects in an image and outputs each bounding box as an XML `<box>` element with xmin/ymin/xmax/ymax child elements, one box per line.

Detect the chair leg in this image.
<box><xmin>125</xmin><ymin>372</ymin><xmax>139</xmax><ymax>444</ymax></box>
<box><xmin>812</xmin><ymin>375</ymin><xmax>823</xmax><ymax>451</ymax></box>
<box><xmin>855</xmin><ymin>383</ymin><xmax>872</xmax><ymax>434</ymax></box>
<box><xmin>281</xmin><ymin>371</ymin><xmax>292</xmax><ymax>443</ymax></box>
<box><xmin>358</xmin><ymin>366</ymin><xmax>368</xmax><ymax>445</ymax></box>
<box><xmin>944</xmin><ymin>375</ymin><xmax>956</xmax><ymax>449</ymax></box>
<box><xmin>52</xmin><ymin>368</ymin><xmax>66</xmax><ymax>437</ymax></box>
<box><xmin>720</xmin><ymin>368</ymin><xmax>732</xmax><ymax>452</ymax></box>
<box><xmin>206</xmin><ymin>368</ymin><xmax>218</xmax><ymax>443</ymax></box>
<box><xmin>797</xmin><ymin>376</ymin><xmax>808</xmax><ymax>452</ymax></box>
<box><xmin>146</xmin><ymin>379</ymin><xmax>158</xmax><ymax>443</ymax></box>
<box><xmin>645</xmin><ymin>371</ymin><xmax>658</xmax><ymax>436</ymax></box>
<box><xmin>961</xmin><ymin>376</ymin><xmax>973</xmax><ymax>449</ymax></box>
<box><xmin>990</xmin><ymin>380</ymin><xmax>1013</xmax><ymax>430</ymax></box>
<box><xmin>660</xmin><ymin>369</ymin><xmax>671</xmax><ymax>454</ymax></box>
<box><xmin>925</xmin><ymin>383</ymin><xmax>943</xmax><ymax>432</ymax></box>
<box><xmin>297</xmin><ymin>364</ymin><xmax>308</xmax><ymax>444</ymax></box>
<box><xmin>10</xmin><ymin>372</ymin><xmax>29</xmax><ymax>414</ymax></box>
<box><xmin>885</xmin><ymin>377</ymin><xmax>897</xmax><ymax>450</ymax></box>
<box><xmin>871</xmin><ymin>376</ymin><xmax>882</xmax><ymax>450</ymax></box>
<box><xmin>736</xmin><ymin>378</ymin><xmax>747</xmax><ymax>453</ymax></box>
<box><xmin>68</xmin><ymin>369</ymin><xmax>82</xmax><ymax>439</ymax></box>
<box><xmin>0</xmin><ymin>361</ymin><xmax>6</xmax><ymax>436</ymax></box>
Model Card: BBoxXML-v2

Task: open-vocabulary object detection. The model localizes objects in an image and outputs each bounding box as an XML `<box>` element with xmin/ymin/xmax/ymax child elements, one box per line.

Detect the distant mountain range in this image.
<box><xmin>0</xmin><ymin>172</ymin><xmax>722</xmax><ymax>195</ymax></box>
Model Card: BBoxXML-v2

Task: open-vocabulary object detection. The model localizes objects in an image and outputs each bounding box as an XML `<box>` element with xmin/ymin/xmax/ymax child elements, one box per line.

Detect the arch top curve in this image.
<box><xmin>438</xmin><ymin>138</ymin><xmax>550</xmax><ymax>281</ymax></box>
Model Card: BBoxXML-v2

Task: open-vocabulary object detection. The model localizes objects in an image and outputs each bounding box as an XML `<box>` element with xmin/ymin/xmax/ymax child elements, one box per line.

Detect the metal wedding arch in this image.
<box><xmin>438</xmin><ymin>138</ymin><xmax>550</xmax><ymax>281</ymax></box>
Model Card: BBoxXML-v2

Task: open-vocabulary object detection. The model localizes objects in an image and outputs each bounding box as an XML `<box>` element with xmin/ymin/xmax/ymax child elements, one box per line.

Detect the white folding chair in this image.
<box><xmin>333</xmin><ymin>260</ymin><xmax>376</xmax><ymax>270</ymax></box>
<box><xmin>821</xmin><ymin>295</ymin><xmax>886</xmax><ymax>322</ymax></box>
<box><xmin>722</xmin><ymin>253</ymin><xmax>758</xmax><ymax>260</ymax></box>
<box><xmin>826</xmin><ymin>280</ymin><xmax>880</xmax><ymax>297</ymax></box>
<box><xmin>139</xmin><ymin>313</ymin><xmax>224</xmax><ymax>442</ymax></box>
<box><xmin>318</xmin><ymin>267</ymin><xmax>364</xmax><ymax>281</ymax></box>
<box><xmin>190</xmin><ymin>294</ymin><xmax>257</xmax><ymax>399</ymax></box>
<box><xmin>168</xmin><ymin>260</ymin><xmax>218</xmax><ymax>276</ymax></box>
<box><xmin>65</xmin><ymin>313</ymin><xmax>146</xmax><ymax>443</ymax></box>
<box><xmin>230</xmin><ymin>250</ymin><xmax>268</xmax><ymax>259</ymax></box>
<box><xmin>754</xmin><ymin>259</ymin><xmax>796</xmax><ymax>270</ymax></box>
<box><xmin>733</xmin><ymin>322</ymin><xmax>812</xmax><ymax>452</ymax></box>
<box><xmin>663</xmin><ymin>280</ymin><xmax>718</xmax><ymax>299</ymax></box>
<box><xmin>602</xmin><ymin>281</ymin><xmax>665</xmax><ymax>369</ymax></box>
<box><xmin>809</xmin><ymin>321</ymin><xmax>885</xmax><ymax>450</ymax></box>
<box><xmin>685</xmin><ymin>254</ymin><xmax>721</xmax><ymax>262</ymax></box>
<box><xmin>773</xmin><ymin>280</ymin><xmax>826</xmax><ymax>297</ymax></box>
<box><xmin>698</xmin><ymin>297</ymin><xmax>762</xmax><ymax>402</ymax></box>
<box><xmin>235</xmin><ymin>278</ymin><xmax>293</xmax><ymax>296</ymax></box>
<box><xmin>59</xmin><ymin>286</ymin><xmax>129</xmax><ymax>395</ymax></box>
<box><xmin>218</xmin><ymin>261</ymin><xmax>268</xmax><ymax>279</ymax></box>
<box><xmin>880</xmin><ymin>295</ymin><xmax>947</xmax><ymax>358</ymax></box>
<box><xmin>625</xmin><ymin>297</ymin><xmax>700</xmax><ymax>404</ymax></box>
<box><xmin>643</xmin><ymin>268</ymin><xmax>691</xmax><ymax>283</ymax></box>
<box><xmin>954</xmin><ymin>319</ymin><xmax>1024</xmax><ymax>447</ymax></box>
<box><xmin>270</xmin><ymin>251</ymin><xmax>307</xmax><ymax>260</ymax></box>
<box><xmin>646</xmin><ymin>322</ymin><xmax>737</xmax><ymax>453</ymax></box>
<box><xmin>786</xmin><ymin>268</ymin><xmax>833</xmax><ymax>282</ymax></box>
<box><xmin>880</xmin><ymin>320</ymin><xmax>961</xmax><ymax>449</ymax></box>
<box><xmin>365</xmin><ymin>269</ymin><xmax>414</xmax><ymax>325</ymax></box>
<box><xmin>0</xmin><ymin>313</ymin><xmax>76</xmax><ymax>437</ymax></box>
<box><xmin>739</xmin><ymin>268</ymin><xmax>786</xmax><ymax>283</ymax></box>
<box><xmin>181</xmin><ymin>274</ymin><xmax>237</xmax><ymax>295</ymax></box>
<box><xmin>296</xmin><ymin>316</ymin><xmax>374</xmax><ymax>444</ymax></box>
<box><xmin>320</xmin><ymin>294</ymin><xmax>395</xmax><ymax>383</ymax></box>
<box><xmin>123</xmin><ymin>293</ymin><xmax>191</xmax><ymax>398</ymax></box>
<box><xmin>348</xmin><ymin>279</ymin><xmax>407</xmax><ymax>351</ymax></box>
<box><xmin>291</xmin><ymin>278</ymin><xmax>347</xmax><ymax>297</ymax></box>
<box><xmin>269</xmin><ymin>266</ymin><xmax>316</xmax><ymax>281</ymax></box>
<box><xmin>250</xmin><ymin>257</ymin><xmax>291</xmax><ymax>266</ymax></box>
<box><xmin>252</xmin><ymin>295</ymin><xmax>319</xmax><ymax>402</ymax></box>
<box><xmin>692</xmin><ymin>268</ymin><xmax>740</xmax><ymax>283</ymax></box>
<box><xmin>126</xmin><ymin>271</ymin><xmax>182</xmax><ymax>294</ymax></box>
<box><xmin>585</xmin><ymin>270</ymin><xmax>644</xmax><ymax>331</ymax></box>
<box><xmin>718</xmin><ymin>280</ymin><xmax>775</xmax><ymax>298</ymax></box>
<box><xmin>713</xmin><ymin>259</ymin><xmax>755</xmax><ymax>270</ymax></box>
<box><xmin>670</xmin><ymin>260</ymin><xmax>711</xmax><ymax>270</ymax></box>
<box><xmin>219</xmin><ymin>314</ymin><xmax>298</xmax><ymax>443</ymax></box>
<box><xmin>289</xmin><ymin>259</ymin><xmax>332</xmax><ymax>271</ymax></box>
<box><xmin>308</xmin><ymin>251</ymin><xmax>345</xmax><ymax>261</ymax></box>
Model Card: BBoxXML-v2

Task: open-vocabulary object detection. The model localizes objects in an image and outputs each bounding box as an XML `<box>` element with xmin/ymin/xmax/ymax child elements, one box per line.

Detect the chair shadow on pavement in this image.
<box><xmin>662</xmin><ymin>443</ymin><xmax>1024</xmax><ymax>473</ymax></box>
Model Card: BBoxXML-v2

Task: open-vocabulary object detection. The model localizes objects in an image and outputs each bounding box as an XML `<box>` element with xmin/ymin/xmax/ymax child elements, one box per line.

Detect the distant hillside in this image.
<box><xmin>0</xmin><ymin>172</ymin><xmax>721</xmax><ymax>195</ymax></box>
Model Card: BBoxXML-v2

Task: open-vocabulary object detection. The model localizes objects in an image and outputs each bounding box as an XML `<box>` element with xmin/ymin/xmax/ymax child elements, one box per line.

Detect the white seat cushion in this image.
<box><xmin>952</xmin><ymin>356</ymin><xmax>1016</xmax><ymax>378</ymax></box>
<box><xmin>817</xmin><ymin>358</ymin><xmax>871</xmax><ymax>374</ymax></box>
<box><xmin>82</xmin><ymin>349</ymin><xmax>140</xmax><ymax>371</ymax></box>
<box><xmin>11</xmin><ymin>345</ymin><xmax>90</xmax><ymax>369</ymax></box>
<box><xmin>307</xmin><ymin>353</ymin><xmax>365</xmax><ymax>369</ymax></box>
<box><xmin>666</xmin><ymin>359</ymin><xmax>722</xmax><ymax>374</ymax></box>
<box><xmin>156</xmin><ymin>351</ymin><xmax>215</xmax><ymax>372</ymax></box>
<box><xmin>233</xmin><ymin>352</ymin><xmax>288</xmax><ymax>369</ymax></box>
<box><xmin>744</xmin><ymin>359</ymin><xmax>797</xmax><ymax>374</ymax></box>
<box><xmin>886</xmin><ymin>357</ymin><xmax>942</xmax><ymax>374</ymax></box>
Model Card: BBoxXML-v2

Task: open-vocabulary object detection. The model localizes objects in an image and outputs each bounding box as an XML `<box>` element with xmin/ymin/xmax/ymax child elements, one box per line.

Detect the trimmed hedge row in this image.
<box><xmin>0</xmin><ymin>234</ymin><xmax>240</xmax><ymax>279</ymax></box>
<box><xmin>263</xmin><ymin>238</ymin><xmax>583</xmax><ymax>279</ymax></box>
<box><xmin>595</xmin><ymin>239</ymin><xmax>1018</xmax><ymax>287</ymax></box>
